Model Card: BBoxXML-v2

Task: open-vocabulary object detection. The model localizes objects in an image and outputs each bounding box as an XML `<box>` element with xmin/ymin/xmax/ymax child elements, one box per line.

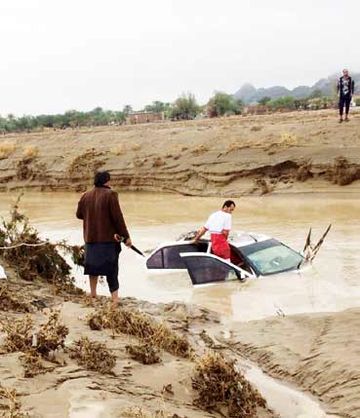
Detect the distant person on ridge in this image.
<box><xmin>194</xmin><ymin>200</ymin><xmax>236</xmax><ymax>261</ymax></box>
<box><xmin>337</xmin><ymin>69</ymin><xmax>355</xmax><ymax>123</ymax></box>
<box><xmin>76</xmin><ymin>171</ymin><xmax>132</xmax><ymax>305</ymax></box>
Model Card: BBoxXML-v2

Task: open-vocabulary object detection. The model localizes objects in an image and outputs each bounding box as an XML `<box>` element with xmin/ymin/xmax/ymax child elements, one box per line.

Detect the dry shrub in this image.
<box><xmin>250</xmin><ymin>125</ymin><xmax>263</xmax><ymax>132</ymax></box>
<box><xmin>0</xmin><ymin>384</ymin><xmax>28</xmax><ymax>418</ymax></box>
<box><xmin>1</xmin><ymin>315</ymin><xmax>33</xmax><ymax>353</ymax></box>
<box><xmin>1</xmin><ymin>310</ymin><xmax>68</xmax><ymax>357</ymax></box>
<box><xmin>0</xmin><ymin>199</ymin><xmax>81</xmax><ymax>293</ymax></box>
<box><xmin>69</xmin><ymin>245</ymin><xmax>85</xmax><ymax>267</ymax></box>
<box><xmin>328</xmin><ymin>157</ymin><xmax>360</xmax><ymax>186</ymax></box>
<box><xmin>69</xmin><ymin>336</ymin><xmax>116</xmax><ymax>374</ymax></box>
<box><xmin>20</xmin><ymin>350</ymin><xmax>47</xmax><ymax>378</ymax></box>
<box><xmin>67</xmin><ymin>149</ymin><xmax>106</xmax><ymax>179</ymax></box>
<box><xmin>35</xmin><ymin>310</ymin><xmax>69</xmax><ymax>356</ymax></box>
<box><xmin>88</xmin><ymin>304</ymin><xmax>191</xmax><ymax>358</ymax></box>
<box><xmin>23</xmin><ymin>146</ymin><xmax>39</xmax><ymax>158</ymax></box>
<box><xmin>278</xmin><ymin>132</ymin><xmax>298</xmax><ymax>147</ymax></box>
<box><xmin>111</xmin><ymin>144</ymin><xmax>126</xmax><ymax>156</ymax></box>
<box><xmin>126</xmin><ymin>343</ymin><xmax>161</xmax><ymax>365</ymax></box>
<box><xmin>131</xmin><ymin>143</ymin><xmax>141</xmax><ymax>151</ymax></box>
<box><xmin>0</xmin><ymin>142</ymin><xmax>16</xmax><ymax>159</ymax></box>
<box><xmin>192</xmin><ymin>352</ymin><xmax>267</xmax><ymax>417</ymax></box>
<box><xmin>152</xmin><ymin>157</ymin><xmax>165</xmax><ymax>168</ymax></box>
<box><xmin>191</xmin><ymin>144</ymin><xmax>209</xmax><ymax>156</ymax></box>
<box><xmin>0</xmin><ymin>284</ymin><xmax>32</xmax><ymax>313</ymax></box>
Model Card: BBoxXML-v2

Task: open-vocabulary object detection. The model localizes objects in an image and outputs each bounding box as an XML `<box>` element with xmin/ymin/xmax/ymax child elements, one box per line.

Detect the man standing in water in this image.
<box><xmin>337</xmin><ymin>69</ymin><xmax>355</xmax><ymax>123</ymax></box>
<box><xmin>194</xmin><ymin>200</ymin><xmax>236</xmax><ymax>261</ymax></box>
<box><xmin>76</xmin><ymin>171</ymin><xmax>132</xmax><ymax>305</ymax></box>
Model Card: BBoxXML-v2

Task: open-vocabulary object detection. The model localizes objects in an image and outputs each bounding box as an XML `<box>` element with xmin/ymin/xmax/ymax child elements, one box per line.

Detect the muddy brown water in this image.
<box><xmin>0</xmin><ymin>191</ymin><xmax>359</xmax><ymax>322</ymax></box>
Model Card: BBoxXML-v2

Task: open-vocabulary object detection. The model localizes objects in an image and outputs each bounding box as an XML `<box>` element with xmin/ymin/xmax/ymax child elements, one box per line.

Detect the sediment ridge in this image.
<box><xmin>0</xmin><ymin>109</ymin><xmax>360</xmax><ymax>196</ymax></box>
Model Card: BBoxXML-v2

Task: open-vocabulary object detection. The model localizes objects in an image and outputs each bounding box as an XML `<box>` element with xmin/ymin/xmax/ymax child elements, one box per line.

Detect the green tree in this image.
<box><xmin>144</xmin><ymin>101</ymin><xmax>171</xmax><ymax>113</ymax></box>
<box><xmin>258</xmin><ymin>96</ymin><xmax>271</xmax><ymax>106</ymax></box>
<box><xmin>207</xmin><ymin>92</ymin><xmax>243</xmax><ymax>118</ymax></box>
<box><xmin>268</xmin><ymin>96</ymin><xmax>296</xmax><ymax>110</ymax></box>
<box><xmin>170</xmin><ymin>93</ymin><xmax>200</xmax><ymax>120</ymax></box>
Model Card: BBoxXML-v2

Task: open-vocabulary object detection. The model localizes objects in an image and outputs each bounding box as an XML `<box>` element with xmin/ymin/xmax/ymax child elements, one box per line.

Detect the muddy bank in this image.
<box><xmin>0</xmin><ymin>110</ymin><xmax>360</xmax><ymax>196</ymax></box>
<box><xmin>218</xmin><ymin>309</ymin><xmax>360</xmax><ymax>418</ymax></box>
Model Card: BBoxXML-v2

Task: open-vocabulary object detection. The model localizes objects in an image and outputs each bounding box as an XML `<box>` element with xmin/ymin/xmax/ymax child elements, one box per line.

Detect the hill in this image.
<box><xmin>234</xmin><ymin>73</ymin><xmax>360</xmax><ymax>103</ymax></box>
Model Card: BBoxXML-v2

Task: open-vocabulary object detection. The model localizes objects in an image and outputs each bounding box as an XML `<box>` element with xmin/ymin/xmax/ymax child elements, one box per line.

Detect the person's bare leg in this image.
<box><xmin>111</xmin><ymin>289</ymin><xmax>119</xmax><ymax>305</ymax></box>
<box><xmin>89</xmin><ymin>275</ymin><xmax>98</xmax><ymax>298</ymax></box>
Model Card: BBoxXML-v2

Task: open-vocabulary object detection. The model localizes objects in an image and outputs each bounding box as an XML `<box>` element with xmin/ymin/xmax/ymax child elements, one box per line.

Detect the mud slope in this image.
<box><xmin>220</xmin><ymin>309</ymin><xmax>360</xmax><ymax>418</ymax></box>
<box><xmin>0</xmin><ymin>109</ymin><xmax>360</xmax><ymax>195</ymax></box>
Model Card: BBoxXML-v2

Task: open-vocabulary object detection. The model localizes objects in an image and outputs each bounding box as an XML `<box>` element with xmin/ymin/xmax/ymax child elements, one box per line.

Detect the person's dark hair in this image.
<box><xmin>94</xmin><ymin>171</ymin><xmax>110</xmax><ymax>187</ymax></box>
<box><xmin>222</xmin><ymin>200</ymin><xmax>236</xmax><ymax>208</ymax></box>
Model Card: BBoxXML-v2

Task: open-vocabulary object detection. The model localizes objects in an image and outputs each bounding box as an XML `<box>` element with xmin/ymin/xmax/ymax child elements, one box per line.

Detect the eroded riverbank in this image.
<box><xmin>0</xmin><ymin>110</ymin><xmax>360</xmax><ymax>196</ymax></box>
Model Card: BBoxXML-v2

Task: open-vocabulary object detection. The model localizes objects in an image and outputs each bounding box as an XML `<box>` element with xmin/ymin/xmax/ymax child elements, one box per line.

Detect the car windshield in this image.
<box><xmin>245</xmin><ymin>242</ymin><xmax>303</xmax><ymax>275</ymax></box>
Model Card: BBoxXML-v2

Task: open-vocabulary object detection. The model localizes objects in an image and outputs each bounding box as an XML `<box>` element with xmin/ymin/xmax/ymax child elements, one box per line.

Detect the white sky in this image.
<box><xmin>0</xmin><ymin>0</ymin><xmax>358</xmax><ymax>115</ymax></box>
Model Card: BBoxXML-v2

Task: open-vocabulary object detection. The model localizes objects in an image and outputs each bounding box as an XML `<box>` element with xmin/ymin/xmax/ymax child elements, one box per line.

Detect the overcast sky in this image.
<box><xmin>0</xmin><ymin>0</ymin><xmax>358</xmax><ymax>115</ymax></box>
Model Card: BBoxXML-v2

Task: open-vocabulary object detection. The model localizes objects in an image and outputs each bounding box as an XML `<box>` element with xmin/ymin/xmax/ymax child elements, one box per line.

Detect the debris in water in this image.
<box><xmin>192</xmin><ymin>351</ymin><xmax>267</xmax><ymax>417</ymax></box>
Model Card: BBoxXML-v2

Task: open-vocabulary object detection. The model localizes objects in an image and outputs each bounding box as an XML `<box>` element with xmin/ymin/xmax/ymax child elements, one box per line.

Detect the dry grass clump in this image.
<box><xmin>1</xmin><ymin>314</ymin><xmax>33</xmax><ymax>353</ymax></box>
<box><xmin>125</xmin><ymin>343</ymin><xmax>161</xmax><ymax>365</ymax></box>
<box><xmin>192</xmin><ymin>352</ymin><xmax>267</xmax><ymax>417</ymax></box>
<box><xmin>23</xmin><ymin>145</ymin><xmax>39</xmax><ymax>158</ymax></box>
<box><xmin>0</xmin><ymin>284</ymin><xmax>32</xmax><ymax>313</ymax></box>
<box><xmin>67</xmin><ymin>148</ymin><xmax>106</xmax><ymax>179</ymax></box>
<box><xmin>35</xmin><ymin>310</ymin><xmax>68</xmax><ymax>356</ymax></box>
<box><xmin>0</xmin><ymin>384</ymin><xmax>28</xmax><ymax>418</ymax></box>
<box><xmin>0</xmin><ymin>198</ymin><xmax>80</xmax><ymax>294</ymax></box>
<box><xmin>69</xmin><ymin>336</ymin><xmax>116</xmax><ymax>374</ymax></box>
<box><xmin>88</xmin><ymin>304</ymin><xmax>192</xmax><ymax>358</ymax></box>
<box><xmin>327</xmin><ymin>156</ymin><xmax>360</xmax><ymax>186</ymax></box>
<box><xmin>191</xmin><ymin>144</ymin><xmax>209</xmax><ymax>156</ymax></box>
<box><xmin>20</xmin><ymin>350</ymin><xmax>47</xmax><ymax>378</ymax></box>
<box><xmin>278</xmin><ymin>132</ymin><xmax>298</xmax><ymax>147</ymax></box>
<box><xmin>1</xmin><ymin>310</ymin><xmax>68</xmax><ymax>358</ymax></box>
<box><xmin>0</xmin><ymin>142</ymin><xmax>17</xmax><ymax>159</ymax></box>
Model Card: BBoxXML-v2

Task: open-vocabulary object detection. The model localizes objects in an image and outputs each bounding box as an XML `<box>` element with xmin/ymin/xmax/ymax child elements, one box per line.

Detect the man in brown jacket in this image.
<box><xmin>76</xmin><ymin>171</ymin><xmax>131</xmax><ymax>304</ymax></box>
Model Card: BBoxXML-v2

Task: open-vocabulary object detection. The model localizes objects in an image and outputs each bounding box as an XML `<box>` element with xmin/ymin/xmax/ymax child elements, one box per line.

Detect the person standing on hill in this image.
<box><xmin>337</xmin><ymin>69</ymin><xmax>355</xmax><ymax>123</ymax></box>
<box><xmin>194</xmin><ymin>200</ymin><xmax>236</xmax><ymax>261</ymax></box>
<box><xmin>76</xmin><ymin>171</ymin><xmax>132</xmax><ymax>305</ymax></box>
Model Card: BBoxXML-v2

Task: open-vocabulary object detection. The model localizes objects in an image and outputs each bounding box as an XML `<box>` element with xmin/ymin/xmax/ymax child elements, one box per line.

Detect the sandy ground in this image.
<box><xmin>0</xmin><ymin>109</ymin><xmax>360</xmax><ymax>196</ymax></box>
<box><xmin>1</xmin><ymin>261</ymin><xmax>359</xmax><ymax>418</ymax></box>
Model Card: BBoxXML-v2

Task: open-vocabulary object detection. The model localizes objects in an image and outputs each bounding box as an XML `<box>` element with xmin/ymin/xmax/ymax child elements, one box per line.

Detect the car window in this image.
<box><xmin>246</xmin><ymin>244</ymin><xmax>303</xmax><ymax>275</ymax></box>
<box><xmin>181</xmin><ymin>255</ymin><xmax>241</xmax><ymax>285</ymax></box>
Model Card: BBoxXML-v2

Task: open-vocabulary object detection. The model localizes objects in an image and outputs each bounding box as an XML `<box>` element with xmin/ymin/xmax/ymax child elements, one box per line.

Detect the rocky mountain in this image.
<box><xmin>234</xmin><ymin>73</ymin><xmax>360</xmax><ymax>104</ymax></box>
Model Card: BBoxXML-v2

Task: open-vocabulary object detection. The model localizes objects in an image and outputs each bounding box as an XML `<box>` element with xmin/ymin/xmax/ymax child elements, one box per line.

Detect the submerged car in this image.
<box><xmin>146</xmin><ymin>232</ymin><xmax>306</xmax><ymax>285</ymax></box>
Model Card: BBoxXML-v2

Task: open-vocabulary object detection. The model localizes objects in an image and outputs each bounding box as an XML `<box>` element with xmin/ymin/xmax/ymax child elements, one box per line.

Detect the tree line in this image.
<box><xmin>1</xmin><ymin>90</ymin><xmax>355</xmax><ymax>134</ymax></box>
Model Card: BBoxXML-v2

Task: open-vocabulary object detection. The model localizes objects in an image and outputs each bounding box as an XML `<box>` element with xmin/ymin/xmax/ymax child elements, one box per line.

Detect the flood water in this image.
<box><xmin>1</xmin><ymin>191</ymin><xmax>359</xmax><ymax>322</ymax></box>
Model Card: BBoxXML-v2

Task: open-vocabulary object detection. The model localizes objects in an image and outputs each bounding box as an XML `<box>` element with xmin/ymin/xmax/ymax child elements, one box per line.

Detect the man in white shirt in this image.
<box><xmin>194</xmin><ymin>200</ymin><xmax>236</xmax><ymax>261</ymax></box>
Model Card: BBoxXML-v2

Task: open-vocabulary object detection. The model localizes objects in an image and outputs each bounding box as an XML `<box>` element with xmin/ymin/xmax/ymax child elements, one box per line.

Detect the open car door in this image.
<box><xmin>180</xmin><ymin>252</ymin><xmax>254</xmax><ymax>285</ymax></box>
